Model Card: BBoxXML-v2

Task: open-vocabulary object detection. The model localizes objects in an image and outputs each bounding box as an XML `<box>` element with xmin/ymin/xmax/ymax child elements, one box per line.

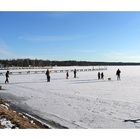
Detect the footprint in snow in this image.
<box><xmin>68</xmin><ymin>104</ymin><xmax>71</xmax><ymax>106</ymax></box>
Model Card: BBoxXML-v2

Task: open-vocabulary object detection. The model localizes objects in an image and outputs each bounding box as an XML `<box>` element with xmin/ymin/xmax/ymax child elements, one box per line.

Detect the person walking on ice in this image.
<box><xmin>46</xmin><ymin>69</ymin><xmax>50</xmax><ymax>82</ymax></box>
<box><xmin>5</xmin><ymin>71</ymin><xmax>9</xmax><ymax>84</ymax></box>
<box><xmin>66</xmin><ymin>71</ymin><xmax>69</xmax><ymax>79</ymax></box>
<box><xmin>116</xmin><ymin>69</ymin><xmax>121</xmax><ymax>80</ymax></box>
<box><xmin>74</xmin><ymin>69</ymin><xmax>77</xmax><ymax>78</ymax></box>
<box><xmin>98</xmin><ymin>72</ymin><xmax>100</xmax><ymax>80</ymax></box>
<box><xmin>101</xmin><ymin>72</ymin><xmax>104</xmax><ymax>80</ymax></box>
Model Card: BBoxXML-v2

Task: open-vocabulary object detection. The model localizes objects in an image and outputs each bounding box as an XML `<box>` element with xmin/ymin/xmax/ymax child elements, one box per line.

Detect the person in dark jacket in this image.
<box><xmin>46</xmin><ymin>69</ymin><xmax>50</xmax><ymax>82</ymax></box>
<box><xmin>116</xmin><ymin>69</ymin><xmax>121</xmax><ymax>80</ymax></box>
<box><xmin>66</xmin><ymin>71</ymin><xmax>69</xmax><ymax>79</ymax></box>
<box><xmin>98</xmin><ymin>72</ymin><xmax>100</xmax><ymax>80</ymax></box>
<box><xmin>74</xmin><ymin>69</ymin><xmax>77</xmax><ymax>78</ymax></box>
<box><xmin>101</xmin><ymin>72</ymin><xmax>104</xmax><ymax>80</ymax></box>
<box><xmin>5</xmin><ymin>71</ymin><xmax>9</xmax><ymax>84</ymax></box>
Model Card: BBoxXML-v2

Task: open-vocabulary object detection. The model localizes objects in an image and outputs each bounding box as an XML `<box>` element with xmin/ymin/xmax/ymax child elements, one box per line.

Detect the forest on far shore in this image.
<box><xmin>0</xmin><ymin>59</ymin><xmax>140</xmax><ymax>67</ymax></box>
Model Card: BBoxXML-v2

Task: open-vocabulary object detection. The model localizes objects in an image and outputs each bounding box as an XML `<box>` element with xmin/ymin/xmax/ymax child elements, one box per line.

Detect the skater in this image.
<box><xmin>5</xmin><ymin>71</ymin><xmax>9</xmax><ymax>84</ymax></box>
<box><xmin>66</xmin><ymin>71</ymin><xmax>69</xmax><ymax>79</ymax></box>
<box><xmin>101</xmin><ymin>72</ymin><xmax>104</xmax><ymax>79</ymax></box>
<box><xmin>98</xmin><ymin>72</ymin><xmax>100</xmax><ymax>80</ymax></box>
<box><xmin>46</xmin><ymin>69</ymin><xmax>50</xmax><ymax>82</ymax></box>
<box><xmin>116</xmin><ymin>69</ymin><xmax>121</xmax><ymax>80</ymax></box>
<box><xmin>74</xmin><ymin>69</ymin><xmax>77</xmax><ymax>78</ymax></box>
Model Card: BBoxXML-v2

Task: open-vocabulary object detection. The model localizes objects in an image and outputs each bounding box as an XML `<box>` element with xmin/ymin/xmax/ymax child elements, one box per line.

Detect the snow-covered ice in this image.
<box><xmin>1</xmin><ymin>66</ymin><xmax>140</xmax><ymax>128</ymax></box>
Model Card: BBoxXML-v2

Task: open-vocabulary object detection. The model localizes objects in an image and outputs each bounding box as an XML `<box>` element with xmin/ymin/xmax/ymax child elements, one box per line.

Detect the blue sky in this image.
<box><xmin>0</xmin><ymin>12</ymin><xmax>140</xmax><ymax>62</ymax></box>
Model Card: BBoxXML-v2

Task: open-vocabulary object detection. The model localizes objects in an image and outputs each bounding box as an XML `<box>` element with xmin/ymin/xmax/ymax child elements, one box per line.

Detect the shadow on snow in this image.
<box><xmin>124</xmin><ymin>119</ymin><xmax>140</xmax><ymax>123</ymax></box>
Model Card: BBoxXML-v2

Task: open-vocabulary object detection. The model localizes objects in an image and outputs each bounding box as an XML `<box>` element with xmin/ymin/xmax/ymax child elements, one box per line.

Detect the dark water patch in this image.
<box><xmin>10</xmin><ymin>103</ymin><xmax>68</xmax><ymax>129</ymax></box>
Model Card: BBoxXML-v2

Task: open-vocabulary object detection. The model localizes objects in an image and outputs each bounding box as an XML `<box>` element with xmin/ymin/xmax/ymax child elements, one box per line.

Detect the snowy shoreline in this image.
<box><xmin>0</xmin><ymin>96</ymin><xmax>67</xmax><ymax>129</ymax></box>
<box><xmin>0</xmin><ymin>97</ymin><xmax>50</xmax><ymax>129</ymax></box>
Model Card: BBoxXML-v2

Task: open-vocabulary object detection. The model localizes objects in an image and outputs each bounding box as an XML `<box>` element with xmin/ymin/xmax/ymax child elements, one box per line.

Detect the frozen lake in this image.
<box><xmin>1</xmin><ymin>66</ymin><xmax>140</xmax><ymax>128</ymax></box>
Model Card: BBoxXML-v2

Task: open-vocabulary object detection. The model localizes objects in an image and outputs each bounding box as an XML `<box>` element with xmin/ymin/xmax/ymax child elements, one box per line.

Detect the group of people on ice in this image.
<box><xmin>66</xmin><ymin>69</ymin><xmax>77</xmax><ymax>79</ymax></box>
<box><xmin>4</xmin><ymin>68</ymin><xmax>121</xmax><ymax>83</ymax></box>
<box><xmin>97</xmin><ymin>69</ymin><xmax>121</xmax><ymax>80</ymax></box>
<box><xmin>97</xmin><ymin>72</ymin><xmax>104</xmax><ymax>80</ymax></box>
<box><xmin>97</xmin><ymin>69</ymin><xmax>121</xmax><ymax>81</ymax></box>
<box><xmin>45</xmin><ymin>69</ymin><xmax>77</xmax><ymax>82</ymax></box>
<box><xmin>44</xmin><ymin>68</ymin><xmax>121</xmax><ymax>82</ymax></box>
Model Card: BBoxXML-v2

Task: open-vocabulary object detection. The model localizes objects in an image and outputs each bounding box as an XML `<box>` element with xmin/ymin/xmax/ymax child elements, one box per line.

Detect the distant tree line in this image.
<box><xmin>0</xmin><ymin>59</ymin><xmax>140</xmax><ymax>67</ymax></box>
